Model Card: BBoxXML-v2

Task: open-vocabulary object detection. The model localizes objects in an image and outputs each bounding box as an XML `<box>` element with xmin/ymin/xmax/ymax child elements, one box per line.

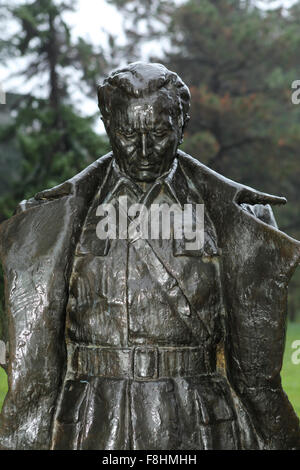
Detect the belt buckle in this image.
<box><xmin>133</xmin><ymin>346</ymin><xmax>159</xmax><ymax>380</ymax></box>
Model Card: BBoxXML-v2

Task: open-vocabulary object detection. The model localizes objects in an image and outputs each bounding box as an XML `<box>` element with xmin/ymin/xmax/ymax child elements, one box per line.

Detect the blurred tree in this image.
<box><xmin>109</xmin><ymin>0</ymin><xmax>300</xmax><ymax>319</ymax></box>
<box><xmin>0</xmin><ymin>0</ymin><xmax>111</xmax><ymax>219</ymax></box>
<box><xmin>107</xmin><ymin>0</ymin><xmax>176</xmax><ymax>61</ymax></box>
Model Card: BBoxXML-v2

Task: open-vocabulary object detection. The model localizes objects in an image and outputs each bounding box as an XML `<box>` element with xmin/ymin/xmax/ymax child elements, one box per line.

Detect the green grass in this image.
<box><xmin>0</xmin><ymin>367</ymin><xmax>7</xmax><ymax>411</ymax></box>
<box><xmin>282</xmin><ymin>322</ymin><xmax>300</xmax><ymax>417</ymax></box>
<box><xmin>0</xmin><ymin>323</ymin><xmax>299</xmax><ymax>416</ymax></box>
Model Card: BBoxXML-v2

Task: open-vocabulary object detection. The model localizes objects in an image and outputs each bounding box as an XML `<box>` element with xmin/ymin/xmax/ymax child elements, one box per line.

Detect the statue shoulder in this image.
<box><xmin>15</xmin><ymin>152</ymin><xmax>113</xmax><ymax>214</ymax></box>
<box><xmin>177</xmin><ymin>150</ymin><xmax>286</xmax><ymax>211</ymax></box>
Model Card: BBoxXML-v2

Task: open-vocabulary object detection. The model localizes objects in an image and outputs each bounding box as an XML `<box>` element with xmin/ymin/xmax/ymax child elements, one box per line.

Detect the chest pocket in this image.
<box><xmin>173</xmin><ymin>212</ymin><xmax>220</xmax><ymax>258</ymax></box>
<box><xmin>76</xmin><ymin>223</ymin><xmax>111</xmax><ymax>257</ymax></box>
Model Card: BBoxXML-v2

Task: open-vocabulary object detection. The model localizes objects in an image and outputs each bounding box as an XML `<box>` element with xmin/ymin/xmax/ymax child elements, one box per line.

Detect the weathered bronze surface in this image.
<box><xmin>0</xmin><ymin>62</ymin><xmax>300</xmax><ymax>450</ymax></box>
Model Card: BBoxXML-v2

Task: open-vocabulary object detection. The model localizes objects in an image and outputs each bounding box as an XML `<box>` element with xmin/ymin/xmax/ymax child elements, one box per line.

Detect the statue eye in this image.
<box><xmin>118</xmin><ymin>130</ymin><xmax>135</xmax><ymax>139</ymax></box>
<box><xmin>153</xmin><ymin>130</ymin><xmax>167</xmax><ymax>137</ymax></box>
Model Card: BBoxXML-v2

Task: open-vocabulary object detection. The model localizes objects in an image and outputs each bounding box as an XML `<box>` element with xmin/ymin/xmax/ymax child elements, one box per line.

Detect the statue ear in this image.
<box><xmin>101</xmin><ymin>116</ymin><xmax>110</xmax><ymax>134</ymax></box>
<box><xmin>179</xmin><ymin>114</ymin><xmax>190</xmax><ymax>144</ymax></box>
<box><xmin>183</xmin><ymin>114</ymin><xmax>190</xmax><ymax>129</ymax></box>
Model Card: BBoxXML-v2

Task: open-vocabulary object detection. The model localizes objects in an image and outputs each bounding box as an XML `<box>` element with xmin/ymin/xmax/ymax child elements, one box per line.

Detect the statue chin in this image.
<box><xmin>131</xmin><ymin>170</ymin><xmax>158</xmax><ymax>182</ymax></box>
<box><xmin>126</xmin><ymin>159</ymin><xmax>176</xmax><ymax>182</ymax></box>
<box><xmin>124</xmin><ymin>164</ymin><xmax>161</xmax><ymax>182</ymax></box>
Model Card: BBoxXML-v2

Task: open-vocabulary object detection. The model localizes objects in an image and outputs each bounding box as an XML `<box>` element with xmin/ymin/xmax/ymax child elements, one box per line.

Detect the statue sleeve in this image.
<box><xmin>223</xmin><ymin>202</ymin><xmax>300</xmax><ymax>450</ymax></box>
<box><xmin>0</xmin><ymin>195</ymin><xmax>76</xmax><ymax>449</ymax></box>
<box><xmin>0</xmin><ymin>272</ymin><xmax>8</xmax><ymax>372</ymax></box>
<box><xmin>0</xmin><ymin>198</ymin><xmax>44</xmax><ymax>372</ymax></box>
<box><xmin>240</xmin><ymin>203</ymin><xmax>278</xmax><ymax>228</ymax></box>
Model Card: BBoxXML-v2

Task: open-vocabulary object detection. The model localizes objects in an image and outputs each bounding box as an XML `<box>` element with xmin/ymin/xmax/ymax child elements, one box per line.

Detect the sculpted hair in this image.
<box><xmin>97</xmin><ymin>62</ymin><xmax>191</xmax><ymax>128</ymax></box>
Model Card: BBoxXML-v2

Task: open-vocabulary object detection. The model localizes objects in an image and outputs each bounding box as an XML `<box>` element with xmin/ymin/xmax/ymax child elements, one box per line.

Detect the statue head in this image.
<box><xmin>97</xmin><ymin>62</ymin><xmax>191</xmax><ymax>182</ymax></box>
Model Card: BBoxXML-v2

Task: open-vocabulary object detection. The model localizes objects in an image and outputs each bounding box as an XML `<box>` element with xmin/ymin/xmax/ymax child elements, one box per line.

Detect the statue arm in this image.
<box><xmin>225</xmin><ymin>300</ymin><xmax>300</xmax><ymax>449</ymax></box>
<box><xmin>0</xmin><ymin>199</ymin><xmax>33</xmax><ymax>374</ymax></box>
<box><xmin>0</xmin><ymin>196</ymin><xmax>72</xmax><ymax>449</ymax></box>
<box><xmin>0</xmin><ymin>279</ymin><xmax>8</xmax><ymax>373</ymax></box>
<box><xmin>240</xmin><ymin>203</ymin><xmax>278</xmax><ymax>228</ymax></box>
<box><xmin>223</xmin><ymin>203</ymin><xmax>300</xmax><ymax>449</ymax></box>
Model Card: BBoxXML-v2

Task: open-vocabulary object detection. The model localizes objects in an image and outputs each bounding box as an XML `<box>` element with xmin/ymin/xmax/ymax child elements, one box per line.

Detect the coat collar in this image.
<box><xmin>33</xmin><ymin>149</ymin><xmax>286</xmax><ymax>211</ymax></box>
<box><xmin>97</xmin><ymin>155</ymin><xmax>193</xmax><ymax>211</ymax></box>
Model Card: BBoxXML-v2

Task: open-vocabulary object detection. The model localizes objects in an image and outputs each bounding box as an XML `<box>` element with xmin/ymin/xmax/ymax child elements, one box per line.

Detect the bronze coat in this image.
<box><xmin>0</xmin><ymin>150</ymin><xmax>299</xmax><ymax>449</ymax></box>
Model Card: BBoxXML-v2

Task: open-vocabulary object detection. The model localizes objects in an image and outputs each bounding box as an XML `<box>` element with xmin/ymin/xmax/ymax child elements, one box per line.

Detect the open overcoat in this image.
<box><xmin>0</xmin><ymin>150</ymin><xmax>299</xmax><ymax>449</ymax></box>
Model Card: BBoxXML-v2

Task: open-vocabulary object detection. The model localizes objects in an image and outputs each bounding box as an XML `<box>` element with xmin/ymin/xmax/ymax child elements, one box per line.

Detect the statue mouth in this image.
<box><xmin>137</xmin><ymin>165</ymin><xmax>155</xmax><ymax>170</ymax></box>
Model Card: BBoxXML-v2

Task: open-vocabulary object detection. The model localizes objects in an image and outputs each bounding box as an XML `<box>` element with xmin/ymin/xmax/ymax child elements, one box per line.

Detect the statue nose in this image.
<box><xmin>140</xmin><ymin>133</ymin><xmax>149</xmax><ymax>159</ymax></box>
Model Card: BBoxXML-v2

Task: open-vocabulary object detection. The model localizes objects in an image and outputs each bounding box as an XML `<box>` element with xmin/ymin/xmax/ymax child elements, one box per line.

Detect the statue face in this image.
<box><xmin>106</xmin><ymin>92</ymin><xmax>182</xmax><ymax>182</ymax></box>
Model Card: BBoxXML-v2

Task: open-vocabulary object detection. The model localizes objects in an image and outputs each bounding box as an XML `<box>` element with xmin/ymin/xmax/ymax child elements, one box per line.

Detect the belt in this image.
<box><xmin>68</xmin><ymin>343</ymin><xmax>212</xmax><ymax>381</ymax></box>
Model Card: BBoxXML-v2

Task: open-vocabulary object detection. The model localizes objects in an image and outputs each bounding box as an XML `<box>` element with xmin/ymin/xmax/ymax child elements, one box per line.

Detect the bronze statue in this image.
<box><xmin>0</xmin><ymin>62</ymin><xmax>299</xmax><ymax>450</ymax></box>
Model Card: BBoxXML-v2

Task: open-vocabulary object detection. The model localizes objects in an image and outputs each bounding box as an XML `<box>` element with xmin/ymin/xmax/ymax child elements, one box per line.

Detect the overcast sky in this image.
<box><xmin>64</xmin><ymin>0</ymin><xmax>124</xmax><ymax>49</ymax></box>
<box><xmin>0</xmin><ymin>0</ymin><xmax>298</xmax><ymax>133</ymax></box>
<box><xmin>1</xmin><ymin>0</ymin><xmax>298</xmax><ymax>87</ymax></box>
